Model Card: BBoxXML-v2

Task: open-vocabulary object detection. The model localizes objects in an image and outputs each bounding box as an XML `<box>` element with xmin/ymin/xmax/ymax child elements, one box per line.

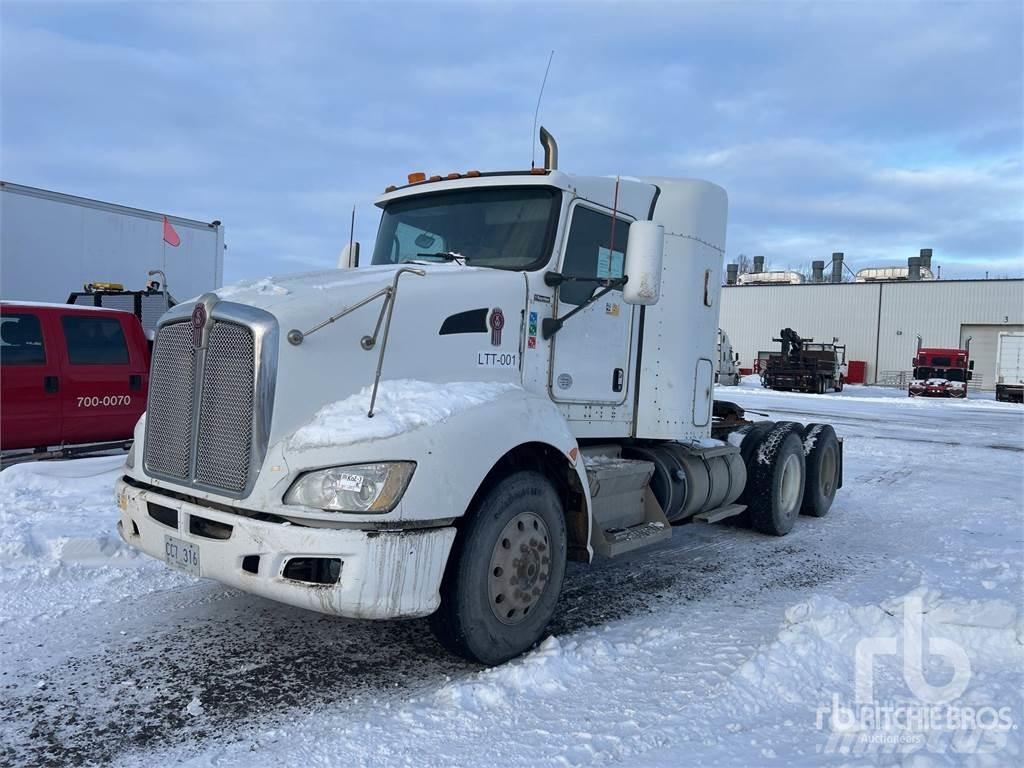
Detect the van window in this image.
<box><xmin>0</xmin><ymin>313</ymin><xmax>46</xmax><ymax>365</ymax></box>
<box><xmin>560</xmin><ymin>206</ymin><xmax>630</xmax><ymax>306</ymax></box>
<box><xmin>61</xmin><ymin>315</ymin><xmax>130</xmax><ymax>365</ymax></box>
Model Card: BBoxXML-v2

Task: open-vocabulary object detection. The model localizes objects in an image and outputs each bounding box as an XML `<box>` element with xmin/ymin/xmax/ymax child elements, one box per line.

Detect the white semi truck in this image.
<box><xmin>716</xmin><ymin>328</ymin><xmax>741</xmax><ymax>386</ymax></box>
<box><xmin>116</xmin><ymin>131</ymin><xmax>843</xmax><ymax>664</ymax></box>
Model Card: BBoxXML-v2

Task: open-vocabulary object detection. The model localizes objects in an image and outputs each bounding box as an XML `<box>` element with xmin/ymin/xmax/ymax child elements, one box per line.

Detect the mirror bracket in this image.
<box><xmin>542</xmin><ymin>277</ymin><xmax>627</xmax><ymax>340</ymax></box>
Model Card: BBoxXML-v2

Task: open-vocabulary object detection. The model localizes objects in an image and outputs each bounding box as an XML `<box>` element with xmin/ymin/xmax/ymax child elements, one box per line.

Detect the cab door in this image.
<box><xmin>0</xmin><ymin>309</ymin><xmax>62</xmax><ymax>449</ymax></box>
<box><xmin>549</xmin><ymin>202</ymin><xmax>633</xmax><ymax>404</ymax></box>
<box><xmin>58</xmin><ymin>311</ymin><xmax>146</xmax><ymax>444</ymax></box>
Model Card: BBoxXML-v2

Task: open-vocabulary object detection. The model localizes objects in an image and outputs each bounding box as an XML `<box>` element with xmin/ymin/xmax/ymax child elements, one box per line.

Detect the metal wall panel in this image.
<box><xmin>719</xmin><ymin>283</ymin><xmax>881</xmax><ymax>380</ymax></box>
<box><xmin>721</xmin><ymin>280</ymin><xmax>1024</xmax><ymax>386</ymax></box>
<box><xmin>959</xmin><ymin>324</ymin><xmax>1024</xmax><ymax>391</ymax></box>
<box><xmin>877</xmin><ymin>281</ymin><xmax>1024</xmax><ymax>384</ymax></box>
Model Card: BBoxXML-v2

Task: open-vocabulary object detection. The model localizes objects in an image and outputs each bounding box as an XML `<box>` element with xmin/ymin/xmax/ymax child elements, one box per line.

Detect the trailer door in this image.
<box><xmin>0</xmin><ymin>309</ymin><xmax>62</xmax><ymax>449</ymax></box>
<box><xmin>58</xmin><ymin>312</ymin><xmax>144</xmax><ymax>444</ymax></box>
<box><xmin>549</xmin><ymin>203</ymin><xmax>633</xmax><ymax>404</ymax></box>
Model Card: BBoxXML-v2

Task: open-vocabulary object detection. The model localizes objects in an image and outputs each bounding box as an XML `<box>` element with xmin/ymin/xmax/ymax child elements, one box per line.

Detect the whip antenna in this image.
<box><xmin>531</xmin><ymin>50</ymin><xmax>555</xmax><ymax>169</ymax></box>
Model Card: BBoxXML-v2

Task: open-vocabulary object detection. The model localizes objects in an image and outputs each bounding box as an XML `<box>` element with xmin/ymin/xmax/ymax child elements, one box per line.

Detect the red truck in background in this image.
<box><xmin>908</xmin><ymin>337</ymin><xmax>974</xmax><ymax>398</ymax></box>
<box><xmin>1</xmin><ymin>301</ymin><xmax>150</xmax><ymax>456</ymax></box>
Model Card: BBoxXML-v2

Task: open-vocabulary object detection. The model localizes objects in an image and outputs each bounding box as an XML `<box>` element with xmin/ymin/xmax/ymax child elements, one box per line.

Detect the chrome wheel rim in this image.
<box><xmin>488</xmin><ymin>511</ymin><xmax>551</xmax><ymax>625</ymax></box>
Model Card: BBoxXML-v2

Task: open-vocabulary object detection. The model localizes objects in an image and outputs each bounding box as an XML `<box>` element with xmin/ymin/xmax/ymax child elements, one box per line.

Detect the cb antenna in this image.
<box><xmin>531</xmin><ymin>50</ymin><xmax>555</xmax><ymax>169</ymax></box>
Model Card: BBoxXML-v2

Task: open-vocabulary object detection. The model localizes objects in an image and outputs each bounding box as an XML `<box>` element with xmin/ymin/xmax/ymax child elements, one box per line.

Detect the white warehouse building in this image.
<box><xmin>720</xmin><ymin>278</ymin><xmax>1024</xmax><ymax>390</ymax></box>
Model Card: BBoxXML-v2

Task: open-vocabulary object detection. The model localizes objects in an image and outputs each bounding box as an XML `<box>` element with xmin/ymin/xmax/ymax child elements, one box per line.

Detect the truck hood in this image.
<box><xmin>198</xmin><ymin>264</ymin><xmax>528</xmax><ymax>448</ymax></box>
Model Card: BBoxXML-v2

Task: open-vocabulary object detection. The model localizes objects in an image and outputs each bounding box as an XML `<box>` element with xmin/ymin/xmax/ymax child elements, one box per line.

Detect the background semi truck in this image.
<box><xmin>116</xmin><ymin>130</ymin><xmax>843</xmax><ymax>665</ymax></box>
<box><xmin>0</xmin><ymin>181</ymin><xmax>224</xmax><ymax>304</ymax></box>
<box><xmin>909</xmin><ymin>337</ymin><xmax>973</xmax><ymax>398</ymax></box>
<box><xmin>715</xmin><ymin>328</ymin><xmax>741</xmax><ymax>386</ymax></box>
<box><xmin>995</xmin><ymin>332</ymin><xmax>1024</xmax><ymax>403</ymax></box>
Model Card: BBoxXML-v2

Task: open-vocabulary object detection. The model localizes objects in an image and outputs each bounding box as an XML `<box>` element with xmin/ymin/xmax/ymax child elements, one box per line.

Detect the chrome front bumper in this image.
<box><xmin>116</xmin><ymin>479</ymin><xmax>456</xmax><ymax>619</ymax></box>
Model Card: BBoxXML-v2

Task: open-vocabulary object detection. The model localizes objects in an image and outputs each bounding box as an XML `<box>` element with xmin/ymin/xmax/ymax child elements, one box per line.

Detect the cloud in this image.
<box><xmin>1</xmin><ymin>0</ymin><xmax>1020</xmax><ymax>282</ymax></box>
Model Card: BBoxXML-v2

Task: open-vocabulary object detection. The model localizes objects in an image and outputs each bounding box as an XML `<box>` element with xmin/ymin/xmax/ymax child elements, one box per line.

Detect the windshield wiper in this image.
<box><xmin>415</xmin><ymin>252</ymin><xmax>466</xmax><ymax>264</ymax></box>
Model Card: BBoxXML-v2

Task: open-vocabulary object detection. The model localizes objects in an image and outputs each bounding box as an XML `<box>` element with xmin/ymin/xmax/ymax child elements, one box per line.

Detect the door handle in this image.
<box><xmin>129</xmin><ymin>374</ymin><xmax>143</xmax><ymax>391</ymax></box>
<box><xmin>43</xmin><ymin>375</ymin><xmax>59</xmax><ymax>393</ymax></box>
<box><xmin>612</xmin><ymin>368</ymin><xmax>624</xmax><ymax>393</ymax></box>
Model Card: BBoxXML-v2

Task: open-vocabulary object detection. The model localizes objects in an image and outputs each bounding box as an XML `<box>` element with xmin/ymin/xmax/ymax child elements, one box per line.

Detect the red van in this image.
<box><xmin>1</xmin><ymin>302</ymin><xmax>150</xmax><ymax>451</ymax></box>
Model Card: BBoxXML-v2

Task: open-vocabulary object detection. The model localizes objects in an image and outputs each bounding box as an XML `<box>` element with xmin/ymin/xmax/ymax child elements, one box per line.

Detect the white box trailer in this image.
<box><xmin>995</xmin><ymin>332</ymin><xmax>1024</xmax><ymax>403</ymax></box>
<box><xmin>0</xmin><ymin>181</ymin><xmax>224</xmax><ymax>304</ymax></box>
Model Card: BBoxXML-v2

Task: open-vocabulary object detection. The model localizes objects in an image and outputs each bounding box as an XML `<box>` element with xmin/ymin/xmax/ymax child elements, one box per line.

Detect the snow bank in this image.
<box><xmin>0</xmin><ymin>455</ymin><xmax>130</xmax><ymax>567</ymax></box>
<box><xmin>287</xmin><ymin>379</ymin><xmax>520</xmax><ymax>449</ymax></box>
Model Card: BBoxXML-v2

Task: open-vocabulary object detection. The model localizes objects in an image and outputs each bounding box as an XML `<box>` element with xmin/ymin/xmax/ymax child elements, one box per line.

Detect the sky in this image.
<box><xmin>2</xmin><ymin>1</ymin><xmax>1022</xmax><ymax>283</ymax></box>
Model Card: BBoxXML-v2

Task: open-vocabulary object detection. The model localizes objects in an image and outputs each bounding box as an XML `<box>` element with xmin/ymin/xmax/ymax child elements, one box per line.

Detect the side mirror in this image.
<box><xmin>338</xmin><ymin>242</ymin><xmax>361</xmax><ymax>269</ymax></box>
<box><xmin>622</xmin><ymin>221</ymin><xmax>664</xmax><ymax>305</ymax></box>
<box><xmin>968</xmin><ymin>360</ymin><xmax>975</xmax><ymax>370</ymax></box>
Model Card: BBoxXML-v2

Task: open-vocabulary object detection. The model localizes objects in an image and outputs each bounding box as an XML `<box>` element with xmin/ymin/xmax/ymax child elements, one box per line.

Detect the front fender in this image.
<box><xmin>275</xmin><ymin>388</ymin><xmax>592</xmax><ymax>538</ymax></box>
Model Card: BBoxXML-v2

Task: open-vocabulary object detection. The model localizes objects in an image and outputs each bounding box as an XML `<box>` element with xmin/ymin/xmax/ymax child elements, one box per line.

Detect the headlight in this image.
<box><xmin>125</xmin><ymin>441</ymin><xmax>136</xmax><ymax>469</ymax></box>
<box><xmin>283</xmin><ymin>462</ymin><xmax>415</xmax><ymax>513</ymax></box>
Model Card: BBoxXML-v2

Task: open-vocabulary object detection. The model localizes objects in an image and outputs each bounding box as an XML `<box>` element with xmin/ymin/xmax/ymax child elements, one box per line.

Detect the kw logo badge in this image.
<box><xmin>488</xmin><ymin>307</ymin><xmax>504</xmax><ymax>346</ymax></box>
<box><xmin>191</xmin><ymin>304</ymin><xmax>207</xmax><ymax>348</ymax></box>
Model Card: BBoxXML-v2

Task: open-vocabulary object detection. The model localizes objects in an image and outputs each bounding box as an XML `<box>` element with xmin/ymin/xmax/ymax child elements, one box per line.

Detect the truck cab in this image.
<box><xmin>116</xmin><ymin>133</ymin><xmax>843</xmax><ymax>664</ymax></box>
<box><xmin>1</xmin><ymin>301</ymin><xmax>149</xmax><ymax>452</ymax></box>
<box><xmin>909</xmin><ymin>345</ymin><xmax>973</xmax><ymax>398</ymax></box>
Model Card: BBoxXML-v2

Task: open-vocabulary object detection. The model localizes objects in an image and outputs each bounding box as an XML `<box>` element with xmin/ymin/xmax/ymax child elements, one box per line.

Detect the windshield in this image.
<box><xmin>914</xmin><ymin>367</ymin><xmax>965</xmax><ymax>381</ymax></box>
<box><xmin>371</xmin><ymin>187</ymin><xmax>560</xmax><ymax>270</ymax></box>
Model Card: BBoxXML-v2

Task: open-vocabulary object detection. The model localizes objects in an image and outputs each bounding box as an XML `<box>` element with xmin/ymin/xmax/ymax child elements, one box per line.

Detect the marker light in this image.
<box><xmin>407</xmin><ymin>172</ymin><xmax>427</xmax><ymax>184</ymax></box>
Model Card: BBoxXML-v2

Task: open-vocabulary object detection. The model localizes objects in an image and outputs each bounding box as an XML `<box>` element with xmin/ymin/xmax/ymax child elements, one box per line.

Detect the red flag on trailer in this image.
<box><xmin>162</xmin><ymin>216</ymin><xmax>181</xmax><ymax>247</ymax></box>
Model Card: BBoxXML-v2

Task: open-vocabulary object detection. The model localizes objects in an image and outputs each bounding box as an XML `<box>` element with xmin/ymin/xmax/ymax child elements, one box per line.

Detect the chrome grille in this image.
<box><xmin>142</xmin><ymin>302</ymin><xmax>274</xmax><ymax>498</ymax></box>
<box><xmin>195</xmin><ymin>322</ymin><xmax>255</xmax><ymax>493</ymax></box>
<box><xmin>144</xmin><ymin>322</ymin><xmax>196</xmax><ymax>480</ymax></box>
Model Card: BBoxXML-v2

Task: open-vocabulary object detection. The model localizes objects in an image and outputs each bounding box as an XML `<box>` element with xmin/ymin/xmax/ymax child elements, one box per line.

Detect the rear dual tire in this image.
<box><xmin>742</xmin><ymin>422</ymin><xmax>806</xmax><ymax>536</ymax></box>
<box><xmin>800</xmin><ymin>424</ymin><xmax>840</xmax><ymax>517</ymax></box>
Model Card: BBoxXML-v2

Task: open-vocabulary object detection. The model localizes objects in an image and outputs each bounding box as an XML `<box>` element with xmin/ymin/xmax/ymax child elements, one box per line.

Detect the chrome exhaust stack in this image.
<box><xmin>539</xmin><ymin>126</ymin><xmax>558</xmax><ymax>171</ymax></box>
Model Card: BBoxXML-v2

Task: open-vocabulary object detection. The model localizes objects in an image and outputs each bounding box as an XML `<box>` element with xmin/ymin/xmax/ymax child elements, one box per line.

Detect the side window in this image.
<box><xmin>560</xmin><ymin>206</ymin><xmax>630</xmax><ymax>306</ymax></box>
<box><xmin>0</xmin><ymin>313</ymin><xmax>46</xmax><ymax>365</ymax></box>
<box><xmin>61</xmin><ymin>315</ymin><xmax>130</xmax><ymax>365</ymax></box>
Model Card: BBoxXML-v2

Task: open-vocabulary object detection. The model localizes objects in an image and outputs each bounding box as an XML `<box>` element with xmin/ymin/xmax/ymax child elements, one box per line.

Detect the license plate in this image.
<box><xmin>164</xmin><ymin>534</ymin><xmax>200</xmax><ymax>577</ymax></box>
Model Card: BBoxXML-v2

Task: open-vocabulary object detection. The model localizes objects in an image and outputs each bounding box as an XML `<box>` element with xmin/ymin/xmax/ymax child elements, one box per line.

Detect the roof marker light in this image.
<box><xmin>407</xmin><ymin>172</ymin><xmax>427</xmax><ymax>184</ymax></box>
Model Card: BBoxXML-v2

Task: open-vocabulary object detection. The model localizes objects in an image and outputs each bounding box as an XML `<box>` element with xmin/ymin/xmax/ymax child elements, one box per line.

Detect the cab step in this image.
<box><xmin>579</xmin><ymin>449</ymin><xmax>672</xmax><ymax>558</ymax></box>
<box><xmin>602</xmin><ymin>518</ymin><xmax>671</xmax><ymax>557</ymax></box>
<box><xmin>692</xmin><ymin>503</ymin><xmax>747</xmax><ymax>524</ymax></box>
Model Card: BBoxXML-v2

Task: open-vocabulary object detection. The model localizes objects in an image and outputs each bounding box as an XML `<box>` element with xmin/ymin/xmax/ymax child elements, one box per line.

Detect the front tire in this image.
<box><xmin>429</xmin><ymin>470</ymin><xmax>567</xmax><ymax>665</ymax></box>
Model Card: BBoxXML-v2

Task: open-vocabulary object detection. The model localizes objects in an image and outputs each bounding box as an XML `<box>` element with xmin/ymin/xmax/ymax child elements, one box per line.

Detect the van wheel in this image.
<box><xmin>800</xmin><ymin>424</ymin><xmax>840</xmax><ymax>517</ymax></box>
<box><xmin>742</xmin><ymin>423</ymin><xmax>805</xmax><ymax>536</ymax></box>
<box><xmin>429</xmin><ymin>470</ymin><xmax>567</xmax><ymax>665</ymax></box>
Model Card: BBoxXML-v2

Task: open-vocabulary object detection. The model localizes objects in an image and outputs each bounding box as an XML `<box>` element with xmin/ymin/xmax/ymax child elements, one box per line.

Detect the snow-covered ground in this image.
<box><xmin>1</xmin><ymin>384</ymin><xmax>1022</xmax><ymax>767</ymax></box>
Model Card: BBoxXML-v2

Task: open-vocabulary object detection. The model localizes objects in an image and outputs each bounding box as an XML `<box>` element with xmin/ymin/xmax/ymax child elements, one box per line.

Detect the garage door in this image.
<box><xmin>960</xmin><ymin>324</ymin><xmax>1024</xmax><ymax>391</ymax></box>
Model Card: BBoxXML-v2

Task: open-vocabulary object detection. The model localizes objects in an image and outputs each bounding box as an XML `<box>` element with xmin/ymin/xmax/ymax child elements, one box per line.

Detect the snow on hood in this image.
<box><xmin>286</xmin><ymin>379</ymin><xmax>520</xmax><ymax>450</ymax></box>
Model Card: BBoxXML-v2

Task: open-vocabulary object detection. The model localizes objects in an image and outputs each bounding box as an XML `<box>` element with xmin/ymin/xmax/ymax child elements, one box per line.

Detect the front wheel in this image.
<box><xmin>429</xmin><ymin>470</ymin><xmax>567</xmax><ymax>665</ymax></box>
